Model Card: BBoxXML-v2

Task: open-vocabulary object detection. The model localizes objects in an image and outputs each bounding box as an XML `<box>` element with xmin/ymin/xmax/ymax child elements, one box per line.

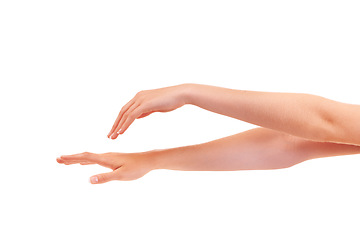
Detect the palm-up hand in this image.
<box><xmin>56</xmin><ymin>151</ymin><xmax>156</xmax><ymax>184</ymax></box>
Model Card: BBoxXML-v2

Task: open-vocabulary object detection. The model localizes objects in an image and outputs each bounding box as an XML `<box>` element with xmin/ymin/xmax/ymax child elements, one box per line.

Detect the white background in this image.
<box><xmin>1</xmin><ymin>0</ymin><xmax>360</xmax><ymax>239</ymax></box>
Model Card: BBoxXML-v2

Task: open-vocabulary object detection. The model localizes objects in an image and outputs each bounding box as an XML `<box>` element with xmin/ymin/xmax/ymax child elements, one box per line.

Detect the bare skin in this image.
<box><xmin>57</xmin><ymin>127</ymin><xmax>360</xmax><ymax>184</ymax></box>
<box><xmin>107</xmin><ymin>83</ymin><xmax>360</xmax><ymax>145</ymax></box>
<box><xmin>57</xmin><ymin>84</ymin><xmax>360</xmax><ymax>184</ymax></box>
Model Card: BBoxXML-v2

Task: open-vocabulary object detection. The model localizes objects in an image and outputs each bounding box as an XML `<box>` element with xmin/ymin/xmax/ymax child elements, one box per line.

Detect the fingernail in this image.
<box><xmin>90</xmin><ymin>176</ymin><xmax>98</xmax><ymax>184</ymax></box>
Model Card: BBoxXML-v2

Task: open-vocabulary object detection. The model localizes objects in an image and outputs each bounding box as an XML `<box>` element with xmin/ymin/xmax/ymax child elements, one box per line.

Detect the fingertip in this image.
<box><xmin>110</xmin><ymin>133</ymin><xmax>118</xmax><ymax>139</ymax></box>
<box><xmin>90</xmin><ymin>176</ymin><xmax>99</xmax><ymax>184</ymax></box>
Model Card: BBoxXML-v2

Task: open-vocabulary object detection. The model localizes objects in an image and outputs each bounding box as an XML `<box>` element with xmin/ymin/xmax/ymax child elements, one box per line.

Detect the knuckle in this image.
<box><xmin>128</xmin><ymin>112</ymin><xmax>136</xmax><ymax>119</ymax></box>
<box><xmin>136</xmin><ymin>90</ymin><xmax>148</xmax><ymax>97</ymax></box>
<box><xmin>82</xmin><ymin>152</ymin><xmax>95</xmax><ymax>159</ymax></box>
<box><xmin>136</xmin><ymin>97</ymin><xmax>144</xmax><ymax>103</ymax></box>
<box><xmin>133</xmin><ymin>110</ymin><xmax>143</xmax><ymax>118</ymax></box>
<box><xmin>141</xmin><ymin>102</ymin><xmax>150</xmax><ymax>109</ymax></box>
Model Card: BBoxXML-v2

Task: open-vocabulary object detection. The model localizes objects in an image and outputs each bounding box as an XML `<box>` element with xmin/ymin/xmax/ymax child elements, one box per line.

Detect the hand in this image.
<box><xmin>107</xmin><ymin>84</ymin><xmax>190</xmax><ymax>139</ymax></box>
<box><xmin>56</xmin><ymin>151</ymin><xmax>157</xmax><ymax>184</ymax></box>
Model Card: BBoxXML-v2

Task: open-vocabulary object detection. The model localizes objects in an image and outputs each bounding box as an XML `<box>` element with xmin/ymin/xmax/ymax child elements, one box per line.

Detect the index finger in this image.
<box><xmin>60</xmin><ymin>152</ymin><xmax>98</xmax><ymax>162</ymax></box>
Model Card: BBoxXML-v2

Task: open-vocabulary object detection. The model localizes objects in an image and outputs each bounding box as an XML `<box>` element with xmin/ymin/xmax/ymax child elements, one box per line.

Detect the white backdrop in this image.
<box><xmin>1</xmin><ymin>0</ymin><xmax>360</xmax><ymax>239</ymax></box>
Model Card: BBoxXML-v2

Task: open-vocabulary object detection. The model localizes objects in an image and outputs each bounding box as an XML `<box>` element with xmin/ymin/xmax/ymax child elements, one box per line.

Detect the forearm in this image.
<box><xmin>182</xmin><ymin>83</ymin><xmax>343</xmax><ymax>143</ymax></box>
<box><xmin>150</xmin><ymin>127</ymin><xmax>360</xmax><ymax>172</ymax></box>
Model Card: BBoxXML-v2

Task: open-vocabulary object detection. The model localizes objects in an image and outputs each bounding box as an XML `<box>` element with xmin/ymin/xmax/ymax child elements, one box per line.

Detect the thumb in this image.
<box><xmin>90</xmin><ymin>169</ymin><xmax>121</xmax><ymax>184</ymax></box>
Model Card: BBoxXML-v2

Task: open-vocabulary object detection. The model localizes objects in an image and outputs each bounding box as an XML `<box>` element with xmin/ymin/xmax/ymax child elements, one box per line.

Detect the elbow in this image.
<box><xmin>299</xmin><ymin>110</ymin><xmax>337</xmax><ymax>143</ymax></box>
<box><xmin>302</xmin><ymin>95</ymin><xmax>360</xmax><ymax>146</ymax></box>
<box><xmin>315</xmin><ymin>123</ymin><xmax>337</xmax><ymax>143</ymax></box>
<box><xmin>319</xmin><ymin>123</ymin><xmax>360</xmax><ymax>146</ymax></box>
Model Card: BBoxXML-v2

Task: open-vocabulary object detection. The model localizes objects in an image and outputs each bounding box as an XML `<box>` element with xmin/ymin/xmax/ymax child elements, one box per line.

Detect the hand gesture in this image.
<box><xmin>107</xmin><ymin>84</ymin><xmax>189</xmax><ymax>139</ymax></box>
<box><xmin>57</xmin><ymin>151</ymin><xmax>156</xmax><ymax>184</ymax></box>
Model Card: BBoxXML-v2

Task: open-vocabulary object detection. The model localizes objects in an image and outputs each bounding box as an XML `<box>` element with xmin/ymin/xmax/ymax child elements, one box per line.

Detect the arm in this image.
<box><xmin>107</xmin><ymin>83</ymin><xmax>360</xmax><ymax>146</ymax></box>
<box><xmin>152</xmin><ymin>127</ymin><xmax>360</xmax><ymax>171</ymax></box>
<box><xmin>183</xmin><ymin>83</ymin><xmax>360</xmax><ymax>146</ymax></box>
<box><xmin>58</xmin><ymin>127</ymin><xmax>360</xmax><ymax>183</ymax></box>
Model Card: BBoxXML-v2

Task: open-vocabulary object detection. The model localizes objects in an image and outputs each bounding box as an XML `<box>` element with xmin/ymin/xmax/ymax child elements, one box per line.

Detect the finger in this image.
<box><xmin>79</xmin><ymin>162</ymin><xmax>94</xmax><ymax>165</ymax></box>
<box><xmin>90</xmin><ymin>168</ymin><xmax>123</xmax><ymax>184</ymax></box>
<box><xmin>107</xmin><ymin>98</ymin><xmax>136</xmax><ymax>138</ymax></box>
<box><xmin>59</xmin><ymin>152</ymin><xmax>99</xmax><ymax>162</ymax></box>
<box><xmin>117</xmin><ymin>106</ymin><xmax>144</xmax><ymax>135</ymax></box>
<box><xmin>59</xmin><ymin>152</ymin><xmax>118</xmax><ymax>169</ymax></box>
<box><xmin>107</xmin><ymin>99</ymin><xmax>136</xmax><ymax>138</ymax></box>
<box><xmin>57</xmin><ymin>157</ymin><xmax>93</xmax><ymax>165</ymax></box>
<box><xmin>110</xmin><ymin>102</ymin><xmax>141</xmax><ymax>139</ymax></box>
<box><xmin>114</xmin><ymin>102</ymin><xmax>140</xmax><ymax>134</ymax></box>
<box><xmin>61</xmin><ymin>161</ymin><xmax>94</xmax><ymax>165</ymax></box>
<box><xmin>58</xmin><ymin>152</ymin><xmax>106</xmax><ymax>166</ymax></box>
<box><xmin>56</xmin><ymin>158</ymin><xmax>95</xmax><ymax>165</ymax></box>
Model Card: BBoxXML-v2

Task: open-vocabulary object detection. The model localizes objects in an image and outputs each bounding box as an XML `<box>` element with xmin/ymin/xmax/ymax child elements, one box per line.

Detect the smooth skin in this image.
<box><xmin>57</xmin><ymin>83</ymin><xmax>360</xmax><ymax>184</ymax></box>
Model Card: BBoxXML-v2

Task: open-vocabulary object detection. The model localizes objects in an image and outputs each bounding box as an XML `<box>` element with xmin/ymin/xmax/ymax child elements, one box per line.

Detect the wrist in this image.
<box><xmin>178</xmin><ymin>83</ymin><xmax>197</xmax><ymax>105</ymax></box>
<box><xmin>144</xmin><ymin>149</ymin><xmax>166</xmax><ymax>170</ymax></box>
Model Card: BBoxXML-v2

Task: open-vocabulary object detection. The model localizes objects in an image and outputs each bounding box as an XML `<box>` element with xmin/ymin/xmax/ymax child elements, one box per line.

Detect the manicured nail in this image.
<box><xmin>90</xmin><ymin>176</ymin><xmax>98</xmax><ymax>184</ymax></box>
